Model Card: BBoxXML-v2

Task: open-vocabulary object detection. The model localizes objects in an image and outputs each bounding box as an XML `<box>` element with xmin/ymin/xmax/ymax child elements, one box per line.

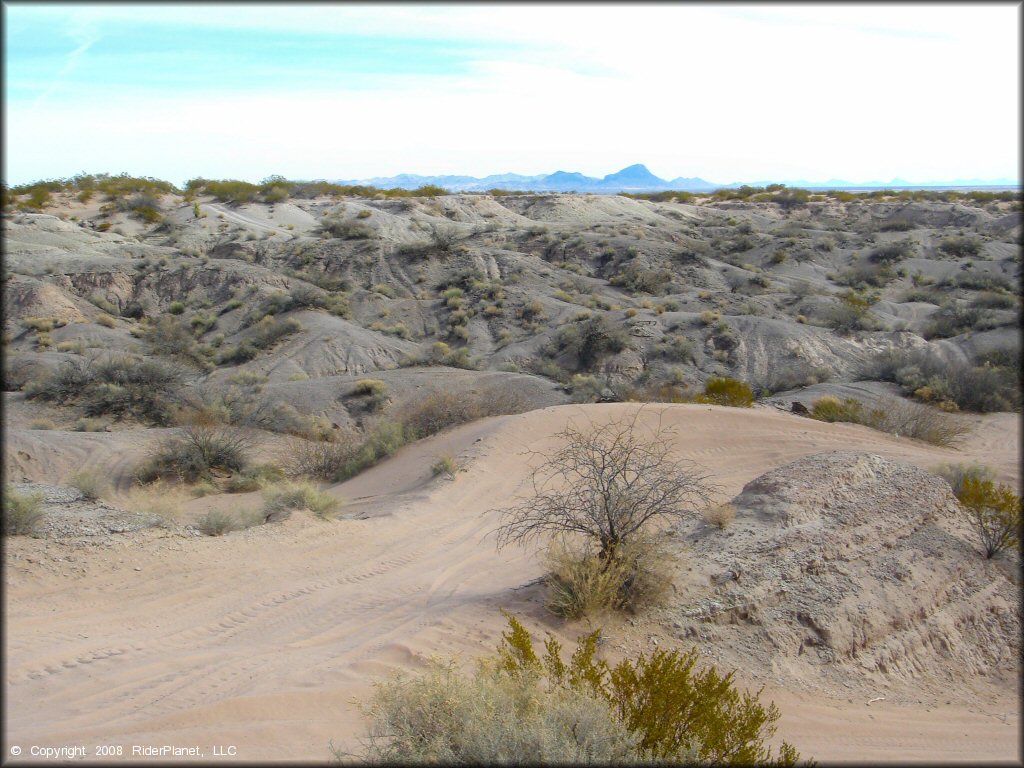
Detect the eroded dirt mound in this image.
<box><xmin>673</xmin><ymin>451</ymin><xmax>1020</xmax><ymax>701</ymax></box>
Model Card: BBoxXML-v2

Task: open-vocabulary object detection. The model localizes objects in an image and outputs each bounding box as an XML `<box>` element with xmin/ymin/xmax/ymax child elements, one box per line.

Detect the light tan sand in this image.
<box><xmin>4</xmin><ymin>404</ymin><xmax>1019</xmax><ymax>762</ymax></box>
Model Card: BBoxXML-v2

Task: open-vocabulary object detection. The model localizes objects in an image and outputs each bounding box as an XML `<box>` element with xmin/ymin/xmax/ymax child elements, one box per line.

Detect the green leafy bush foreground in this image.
<box><xmin>953</xmin><ymin>476</ymin><xmax>1021</xmax><ymax>559</ymax></box>
<box><xmin>346</xmin><ymin>613</ymin><xmax>806</xmax><ymax>765</ymax></box>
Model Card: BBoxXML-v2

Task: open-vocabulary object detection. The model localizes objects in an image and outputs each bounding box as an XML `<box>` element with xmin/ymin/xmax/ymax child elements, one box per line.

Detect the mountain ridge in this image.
<box><xmin>332</xmin><ymin>165</ymin><xmax>1018</xmax><ymax>193</ymax></box>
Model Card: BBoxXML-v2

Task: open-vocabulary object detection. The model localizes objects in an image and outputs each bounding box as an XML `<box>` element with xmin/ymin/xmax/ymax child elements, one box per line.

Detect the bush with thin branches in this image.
<box><xmin>495</xmin><ymin>410</ymin><xmax>714</xmax><ymax>562</ymax></box>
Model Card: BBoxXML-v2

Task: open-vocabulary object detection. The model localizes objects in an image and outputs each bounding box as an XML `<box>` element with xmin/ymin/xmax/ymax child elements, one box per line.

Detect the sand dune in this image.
<box><xmin>3</xmin><ymin>403</ymin><xmax>1018</xmax><ymax>762</ymax></box>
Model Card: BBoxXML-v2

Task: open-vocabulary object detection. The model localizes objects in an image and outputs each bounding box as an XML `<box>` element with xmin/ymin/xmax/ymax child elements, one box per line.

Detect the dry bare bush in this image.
<box><xmin>285</xmin><ymin>435</ymin><xmax>361</xmax><ymax>481</ymax></box>
<box><xmin>495</xmin><ymin>410</ymin><xmax>715</xmax><ymax>561</ymax></box>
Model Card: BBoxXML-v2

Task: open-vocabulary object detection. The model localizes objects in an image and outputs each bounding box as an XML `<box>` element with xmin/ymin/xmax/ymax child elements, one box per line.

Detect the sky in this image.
<box><xmin>3</xmin><ymin>3</ymin><xmax>1020</xmax><ymax>187</ymax></box>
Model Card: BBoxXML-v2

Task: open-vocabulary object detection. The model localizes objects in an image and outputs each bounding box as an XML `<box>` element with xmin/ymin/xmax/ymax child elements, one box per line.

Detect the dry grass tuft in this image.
<box><xmin>704</xmin><ymin>503</ymin><xmax>736</xmax><ymax>530</ymax></box>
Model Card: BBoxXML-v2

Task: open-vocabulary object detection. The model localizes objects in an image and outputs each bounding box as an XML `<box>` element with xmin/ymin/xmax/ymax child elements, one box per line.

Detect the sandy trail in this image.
<box><xmin>4</xmin><ymin>404</ymin><xmax>1019</xmax><ymax>762</ymax></box>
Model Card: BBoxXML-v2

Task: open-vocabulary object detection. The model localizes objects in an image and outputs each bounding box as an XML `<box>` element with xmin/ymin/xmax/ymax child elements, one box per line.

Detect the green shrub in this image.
<box><xmin>699</xmin><ymin>377</ymin><xmax>754</xmax><ymax>407</ymax></box>
<box><xmin>350</xmin><ymin>613</ymin><xmax>805</xmax><ymax>765</ymax></box>
<box><xmin>29</xmin><ymin>418</ymin><xmax>56</xmax><ymax>430</ymax></box>
<box><xmin>262</xmin><ymin>481</ymin><xmax>340</xmax><ymax>520</ymax></box>
<box><xmin>167</xmin><ymin>301</ymin><xmax>185</xmax><ymax>315</ymax></box>
<box><xmin>3</xmin><ymin>486</ymin><xmax>45</xmax><ymax>536</ymax></box>
<box><xmin>809</xmin><ymin>395</ymin><xmax>861</xmax><ymax>423</ymax></box>
<box><xmin>955</xmin><ymin>477</ymin><xmax>1021</xmax><ymax>558</ymax></box>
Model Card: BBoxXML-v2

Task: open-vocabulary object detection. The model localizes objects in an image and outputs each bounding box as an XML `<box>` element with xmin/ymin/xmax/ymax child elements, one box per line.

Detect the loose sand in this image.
<box><xmin>4</xmin><ymin>404</ymin><xmax>1020</xmax><ymax>763</ymax></box>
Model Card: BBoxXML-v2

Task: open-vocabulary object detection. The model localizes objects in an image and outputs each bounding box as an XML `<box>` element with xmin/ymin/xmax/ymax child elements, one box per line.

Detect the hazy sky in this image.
<box><xmin>3</xmin><ymin>3</ymin><xmax>1020</xmax><ymax>186</ymax></box>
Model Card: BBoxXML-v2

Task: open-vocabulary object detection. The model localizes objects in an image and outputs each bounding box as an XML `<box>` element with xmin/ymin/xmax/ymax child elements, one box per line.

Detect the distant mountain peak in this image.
<box><xmin>602</xmin><ymin>164</ymin><xmax>665</xmax><ymax>185</ymax></box>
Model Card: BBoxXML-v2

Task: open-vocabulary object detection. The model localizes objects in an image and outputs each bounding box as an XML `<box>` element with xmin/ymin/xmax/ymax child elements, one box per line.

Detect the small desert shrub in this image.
<box><xmin>698</xmin><ymin>377</ymin><xmax>754</xmax><ymax>407</ymax></box>
<box><xmin>955</xmin><ymin>477</ymin><xmax>1021</xmax><ymax>559</ymax></box>
<box><xmin>167</xmin><ymin>301</ymin><xmax>185</xmax><ymax>315</ymax></box>
<box><xmin>225</xmin><ymin>463</ymin><xmax>285</xmax><ymax>493</ymax></box>
<box><xmin>190</xmin><ymin>481</ymin><xmax>219</xmax><ymax>498</ymax></box>
<box><xmin>196</xmin><ymin>510</ymin><xmax>239</xmax><ymax>536</ymax></box>
<box><xmin>351</xmin><ymin>613</ymin><xmax>804</xmax><ymax>765</ymax></box>
<box><xmin>922</xmin><ymin>302</ymin><xmax>986</xmax><ymax>340</ymax></box>
<box><xmin>3</xmin><ymin>486</ymin><xmax>45</xmax><ymax>536</ymax></box>
<box><xmin>396</xmin><ymin>390</ymin><xmax>482</xmax><ymax>440</ymax></box>
<box><xmin>29</xmin><ymin>418</ymin><xmax>56</xmax><ymax>430</ymax></box>
<box><xmin>22</xmin><ymin>316</ymin><xmax>57</xmax><ymax>333</ymax></box>
<box><xmin>877</xmin><ymin>217</ymin><xmax>915</xmax><ymax>232</ymax></box>
<box><xmin>352</xmin><ymin>378</ymin><xmax>387</xmax><ymax>396</ymax></box>
<box><xmin>318</xmin><ymin>215</ymin><xmax>375</xmax><ymax>240</ymax></box>
<box><xmin>938</xmin><ymin>235</ymin><xmax>982</xmax><ymax>258</ymax></box>
<box><xmin>810</xmin><ymin>395</ymin><xmax>968</xmax><ymax>447</ymax></box>
<box><xmin>568</xmin><ymin>374</ymin><xmax>608</xmax><ymax>403</ymax></box>
<box><xmin>125</xmin><ymin>480</ymin><xmax>185</xmax><ymax>522</ymax></box>
<box><xmin>431</xmin><ymin>455</ymin><xmax>458</xmax><ymax>478</ymax></box>
<box><xmin>867</xmin><ymin>348</ymin><xmax>1020</xmax><ymax>413</ymax></box>
<box><xmin>248</xmin><ymin>315</ymin><xmax>302</xmax><ymax>348</ymax></box>
<box><xmin>808</xmin><ymin>395</ymin><xmax>858</xmax><ymax>423</ymax></box>
<box><xmin>70</xmin><ymin>469</ymin><xmax>107</xmax><ymax>501</ymax></box>
<box><xmin>143</xmin><ymin>316</ymin><xmax>212</xmax><ymax>369</ymax></box>
<box><xmin>354</xmin><ymin>655</ymin><xmax>639</xmax><ymax>765</ymax></box>
<box><xmin>867</xmin><ymin>238</ymin><xmax>915</xmax><ymax>264</ymax></box>
<box><xmin>28</xmin><ymin>355</ymin><xmax>183</xmax><ymax>425</ymax></box>
<box><xmin>262</xmin><ymin>481</ymin><xmax>340</xmax><ymax>520</ymax></box>
<box><xmin>73</xmin><ymin>417</ymin><xmax>107</xmax><ymax>432</ymax></box>
<box><xmin>934</xmin><ymin>462</ymin><xmax>995</xmax><ymax>496</ymax></box>
<box><xmin>136</xmin><ymin>425</ymin><xmax>251</xmax><ymax>483</ymax></box>
<box><xmin>704</xmin><ymin>503</ymin><xmax>736</xmax><ymax>530</ymax></box>
<box><xmin>826</xmin><ymin>290</ymin><xmax>880</xmax><ymax>332</ymax></box>
<box><xmin>285</xmin><ymin>437</ymin><xmax>360</xmax><ymax>481</ymax></box>
<box><xmin>543</xmin><ymin>536</ymin><xmax>673</xmax><ymax>619</ymax></box>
